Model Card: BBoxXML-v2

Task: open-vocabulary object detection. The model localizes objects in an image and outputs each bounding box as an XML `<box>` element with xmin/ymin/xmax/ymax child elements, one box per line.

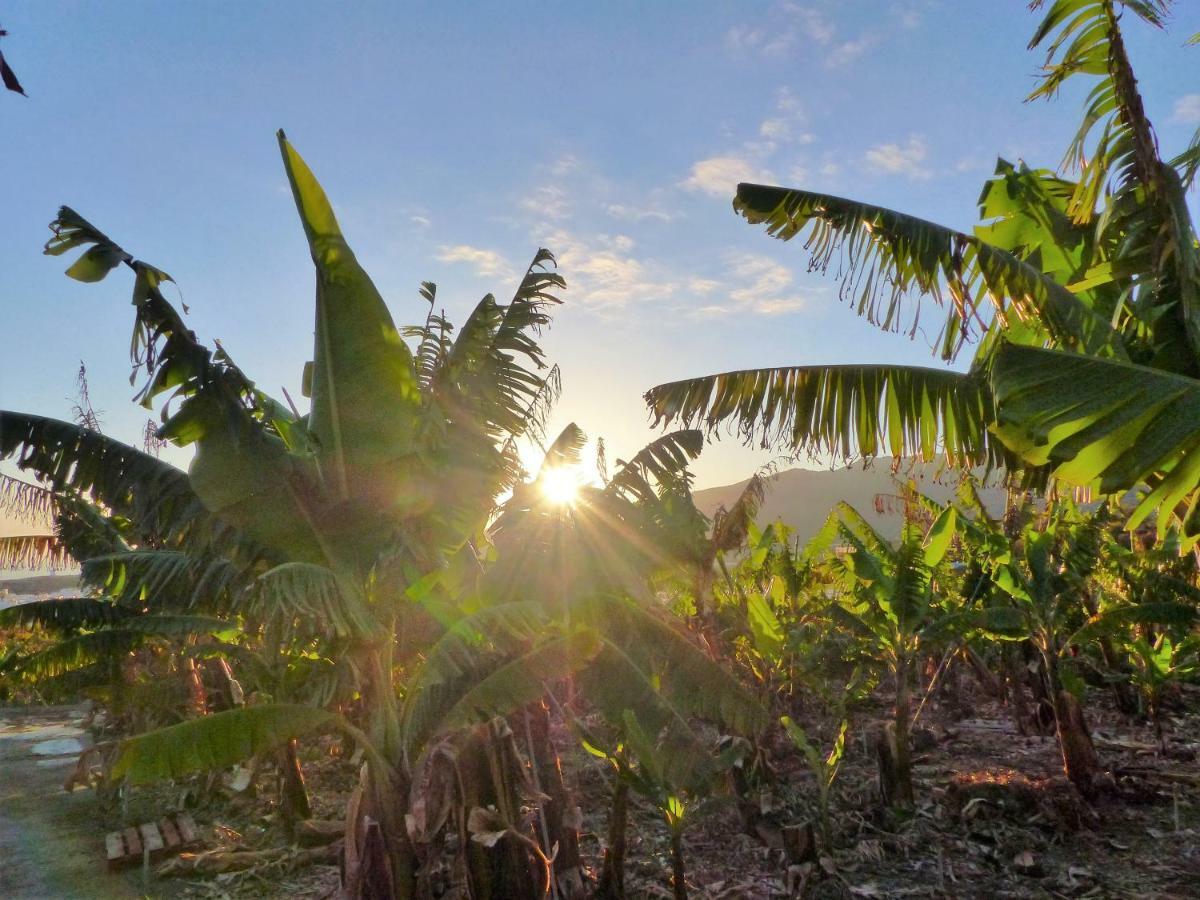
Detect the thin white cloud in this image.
<box><xmin>1173</xmin><ymin>94</ymin><xmax>1200</xmax><ymax>124</ymax></box>
<box><xmin>604</xmin><ymin>203</ymin><xmax>674</xmax><ymax>223</ymax></box>
<box><xmin>865</xmin><ymin>136</ymin><xmax>930</xmax><ymax>180</ymax></box>
<box><xmin>728</xmin><ymin>3</ymin><xmax>875</xmax><ymax>67</ymax></box>
<box><xmin>826</xmin><ymin>36</ymin><xmax>874</xmax><ymax>67</ymax></box>
<box><xmin>684</xmin><ymin>88</ymin><xmax>807</xmax><ymax>199</ymax></box>
<box><xmin>784</xmin><ymin>3</ymin><xmax>836</xmax><ymax>43</ymax></box>
<box><xmin>549</xmin><ymin>155</ymin><xmax>582</xmax><ymax>177</ymax></box>
<box><xmin>686</xmin><ymin>253</ymin><xmax>809</xmax><ymax>318</ymax></box>
<box><xmin>757</xmin><ymin>87</ymin><xmax>809</xmax><ymax>146</ymax></box>
<box><xmin>760</xmin><ymin>117</ymin><xmax>791</xmax><ymax>140</ymax></box>
<box><xmin>410</xmin><ymin>214</ymin><xmax>431</xmax><ymax>228</ymax></box>
<box><xmin>520</xmin><ymin>184</ymin><xmax>571</xmax><ymax>221</ymax></box>
<box><xmin>682</xmin><ymin>155</ymin><xmax>774</xmax><ymax>198</ymax></box>
<box><xmin>436</xmin><ymin>244</ymin><xmax>515</xmax><ymax>281</ymax></box>
<box><xmin>724</xmin><ymin>22</ymin><xmax>795</xmax><ymax>56</ymax></box>
<box><xmin>541</xmin><ymin>228</ymin><xmax>679</xmax><ymax>312</ymax></box>
<box><xmin>892</xmin><ymin>1</ymin><xmax>924</xmax><ymax>29</ymax></box>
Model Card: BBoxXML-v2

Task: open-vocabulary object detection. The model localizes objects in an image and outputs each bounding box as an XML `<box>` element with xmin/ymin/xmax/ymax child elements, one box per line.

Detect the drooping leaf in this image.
<box><xmin>1069</xmin><ymin>601</ymin><xmax>1198</xmax><ymax>646</ymax></box>
<box><xmin>646</xmin><ymin>364</ymin><xmax>1000</xmax><ymax>468</ymax></box>
<box><xmin>2</xmin><ymin>616</ymin><xmax>229</xmax><ymax>682</ymax></box>
<box><xmin>0</xmin><ymin>534</ymin><xmax>73</xmax><ymax>570</ymax></box>
<box><xmin>587</xmin><ymin>595</ymin><xmax>769</xmax><ymax>736</ymax></box>
<box><xmin>0</xmin><ymin>412</ymin><xmax>231</xmax><ymax>553</ymax></box>
<box><xmin>430</xmin><ymin>630</ymin><xmax>601</xmax><ymax>738</ymax></box>
<box><xmin>1027</xmin><ymin>0</ymin><xmax>1200</xmax><ymax>364</ymax></box>
<box><xmin>733</xmin><ymin>183</ymin><xmax>1125</xmax><ymax>361</ymax></box>
<box><xmin>82</xmin><ymin>550</ymin><xmax>242</xmax><ymax>613</ymax></box>
<box><xmin>248</xmin><ymin>562</ymin><xmax>381</xmax><ymax>641</ymax></box>
<box><xmin>923</xmin><ymin>506</ymin><xmax>958</xmax><ymax>567</ymax></box>
<box><xmin>0</xmin><ymin>48</ymin><xmax>25</xmax><ymax>96</ymax></box>
<box><xmin>607</xmin><ymin>430</ymin><xmax>704</xmax><ymax>504</ymax></box>
<box><xmin>0</xmin><ymin>597</ymin><xmax>128</xmax><ymax>632</ymax></box>
<box><xmin>989</xmin><ymin>342</ymin><xmax>1200</xmax><ymax>538</ymax></box>
<box><xmin>110</xmin><ymin>704</ymin><xmax>338</xmax><ymax>784</ymax></box>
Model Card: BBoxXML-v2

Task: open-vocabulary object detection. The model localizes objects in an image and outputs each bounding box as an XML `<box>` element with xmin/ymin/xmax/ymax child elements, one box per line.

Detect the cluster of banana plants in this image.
<box><xmin>5</xmin><ymin>4</ymin><xmax>1200</xmax><ymax>896</ymax></box>
<box><xmin>689</xmin><ymin>471</ymin><xmax>1200</xmax><ymax>853</ymax></box>
<box><xmin>0</xmin><ymin>132</ymin><xmax>768</xmax><ymax>899</ymax></box>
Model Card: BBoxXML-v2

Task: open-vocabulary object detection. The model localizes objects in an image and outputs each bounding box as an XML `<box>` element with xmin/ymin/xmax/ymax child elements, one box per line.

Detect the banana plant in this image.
<box><xmin>479</xmin><ymin>426</ymin><xmax>770</xmax><ymax>895</ymax></box>
<box><xmin>578</xmin><ymin>709</ymin><xmax>738</xmax><ymax>900</ymax></box>
<box><xmin>1126</xmin><ymin>634</ymin><xmax>1200</xmax><ymax>752</ymax></box>
<box><xmin>780</xmin><ymin>706</ymin><xmax>849</xmax><ymax>851</ymax></box>
<box><xmin>2</xmin><ymin>129</ymin><xmax>773</xmax><ymax>897</ymax></box>
<box><xmin>645</xmin><ymin>1</ymin><xmax>1200</xmax><ymax>544</ymax></box>
<box><xmin>3</xmin><ymin>130</ymin><xmax>579</xmax><ymax>898</ymax></box>
<box><xmin>961</xmin><ymin>497</ymin><xmax>1198</xmax><ymax>790</ymax></box>
<box><xmin>807</xmin><ymin>500</ymin><xmax>959</xmax><ymax>807</ymax></box>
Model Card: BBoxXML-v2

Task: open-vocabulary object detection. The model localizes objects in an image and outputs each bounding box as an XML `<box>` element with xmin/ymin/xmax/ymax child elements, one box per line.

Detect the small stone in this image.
<box><xmin>1012</xmin><ymin>850</ymin><xmax>1043</xmax><ymax>877</ymax></box>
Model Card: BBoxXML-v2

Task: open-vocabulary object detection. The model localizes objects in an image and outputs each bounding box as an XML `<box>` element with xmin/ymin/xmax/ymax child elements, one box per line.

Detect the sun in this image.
<box><xmin>540</xmin><ymin>466</ymin><xmax>581</xmax><ymax>506</ymax></box>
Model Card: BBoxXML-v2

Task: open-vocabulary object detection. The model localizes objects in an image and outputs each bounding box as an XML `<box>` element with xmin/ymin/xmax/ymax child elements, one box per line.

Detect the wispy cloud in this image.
<box><xmin>604</xmin><ymin>203</ymin><xmax>675</xmax><ymax>223</ymax></box>
<box><xmin>891</xmin><ymin>1</ymin><xmax>925</xmax><ymax>29</ymax></box>
<box><xmin>728</xmin><ymin>253</ymin><xmax>807</xmax><ymax>314</ymax></box>
<box><xmin>726</xmin><ymin>3</ymin><xmax>876</xmax><ymax>68</ymax></box>
<box><xmin>826</xmin><ymin>35</ymin><xmax>874</xmax><ymax>67</ymax></box>
<box><xmin>682</xmin><ymin>87</ymin><xmax>811</xmax><ymax>198</ymax></box>
<box><xmin>520</xmin><ymin>184</ymin><xmax>571</xmax><ymax>221</ymax></box>
<box><xmin>436</xmin><ymin>244</ymin><xmax>516</xmax><ymax>281</ymax></box>
<box><xmin>864</xmin><ymin>136</ymin><xmax>930</xmax><ymax>180</ymax></box>
<box><xmin>724</xmin><ymin>23</ymin><xmax>794</xmax><ymax>56</ymax></box>
<box><xmin>683</xmin><ymin>253</ymin><xmax>810</xmax><ymax>318</ymax></box>
<box><xmin>1173</xmin><ymin>94</ymin><xmax>1200</xmax><ymax>124</ymax></box>
<box><xmin>492</xmin><ymin>152</ymin><xmax>809</xmax><ymax>321</ymax></box>
<box><xmin>682</xmin><ymin>154</ymin><xmax>775</xmax><ymax>198</ymax></box>
<box><xmin>544</xmin><ymin>228</ymin><xmax>678</xmax><ymax>312</ymax></box>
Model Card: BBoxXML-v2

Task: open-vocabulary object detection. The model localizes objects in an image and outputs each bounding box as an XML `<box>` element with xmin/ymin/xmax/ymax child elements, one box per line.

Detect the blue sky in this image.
<box><xmin>2</xmin><ymin>1</ymin><xmax>1199</xmax><ymax>539</ymax></box>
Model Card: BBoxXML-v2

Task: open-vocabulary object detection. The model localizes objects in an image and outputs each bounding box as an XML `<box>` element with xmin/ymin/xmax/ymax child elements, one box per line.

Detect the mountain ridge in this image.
<box><xmin>692</xmin><ymin>459</ymin><xmax>1008</xmax><ymax>544</ymax></box>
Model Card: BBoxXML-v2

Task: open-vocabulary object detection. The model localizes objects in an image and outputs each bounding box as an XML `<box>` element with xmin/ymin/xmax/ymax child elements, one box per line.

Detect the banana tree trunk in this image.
<box><xmin>460</xmin><ymin>723</ymin><xmax>540</xmax><ymax>900</ymax></box>
<box><xmin>595</xmin><ymin>778</ymin><xmax>629</xmax><ymax>900</ymax></box>
<box><xmin>525</xmin><ymin>701</ymin><xmax>584</xmax><ymax>898</ymax></box>
<box><xmin>892</xmin><ymin>653</ymin><xmax>914</xmax><ymax>807</ymax></box>
<box><xmin>183</xmin><ymin>656</ymin><xmax>207</xmax><ymax>717</ymax></box>
<box><xmin>342</xmin><ymin>645</ymin><xmax>417</xmax><ymax>900</ymax></box>
<box><xmin>1042</xmin><ymin>649</ymin><xmax>1102</xmax><ymax>795</ymax></box>
<box><xmin>963</xmin><ymin>646</ymin><xmax>1002</xmax><ymax>698</ymax></box>
<box><xmin>670</xmin><ymin>827</ymin><xmax>688</xmax><ymax>900</ymax></box>
<box><xmin>1149</xmin><ymin>690</ymin><xmax>1167</xmax><ymax>753</ymax></box>
<box><xmin>1004</xmin><ymin>645</ymin><xmax>1031</xmax><ymax>736</ymax></box>
<box><xmin>206</xmin><ymin>657</ymin><xmax>245</xmax><ymax>710</ymax></box>
<box><xmin>278</xmin><ymin>738</ymin><xmax>312</xmax><ymax>830</ymax></box>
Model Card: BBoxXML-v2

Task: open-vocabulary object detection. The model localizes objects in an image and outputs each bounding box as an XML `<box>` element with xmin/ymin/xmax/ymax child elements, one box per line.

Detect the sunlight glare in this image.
<box><xmin>540</xmin><ymin>466</ymin><xmax>581</xmax><ymax>506</ymax></box>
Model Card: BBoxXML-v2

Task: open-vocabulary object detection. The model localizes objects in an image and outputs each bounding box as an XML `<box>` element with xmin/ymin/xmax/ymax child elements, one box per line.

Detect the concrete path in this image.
<box><xmin>0</xmin><ymin>706</ymin><xmax>141</xmax><ymax>900</ymax></box>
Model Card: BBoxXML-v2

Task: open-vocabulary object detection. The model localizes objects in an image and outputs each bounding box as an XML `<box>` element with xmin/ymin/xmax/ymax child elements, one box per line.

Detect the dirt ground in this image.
<box><xmin>5</xmin><ymin>689</ymin><xmax>1199</xmax><ymax>899</ymax></box>
<box><xmin>0</xmin><ymin>705</ymin><xmax>141</xmax><ymax>900</ymax></box>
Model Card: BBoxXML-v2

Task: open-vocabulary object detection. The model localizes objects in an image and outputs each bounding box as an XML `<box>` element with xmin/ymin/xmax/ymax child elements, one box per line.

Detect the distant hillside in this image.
<box><xmin>693</xmin><ymin>460</ymin><xmax>1008</xmax><ymax>544</ymax></box>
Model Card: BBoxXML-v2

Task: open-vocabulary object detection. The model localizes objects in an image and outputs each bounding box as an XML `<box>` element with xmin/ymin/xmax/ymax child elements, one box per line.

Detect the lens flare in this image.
<box><xmin>540</xmin><ymin>467</ymin><xmax>580</xmax><ymax>506</ymax></box>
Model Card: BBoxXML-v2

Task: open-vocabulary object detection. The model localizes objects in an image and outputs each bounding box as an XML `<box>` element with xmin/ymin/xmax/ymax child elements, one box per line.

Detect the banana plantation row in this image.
<box><xmin>2</xmin><ymin>3</ymin><xmax>1200</xmax><ymax>898</ymax></box>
